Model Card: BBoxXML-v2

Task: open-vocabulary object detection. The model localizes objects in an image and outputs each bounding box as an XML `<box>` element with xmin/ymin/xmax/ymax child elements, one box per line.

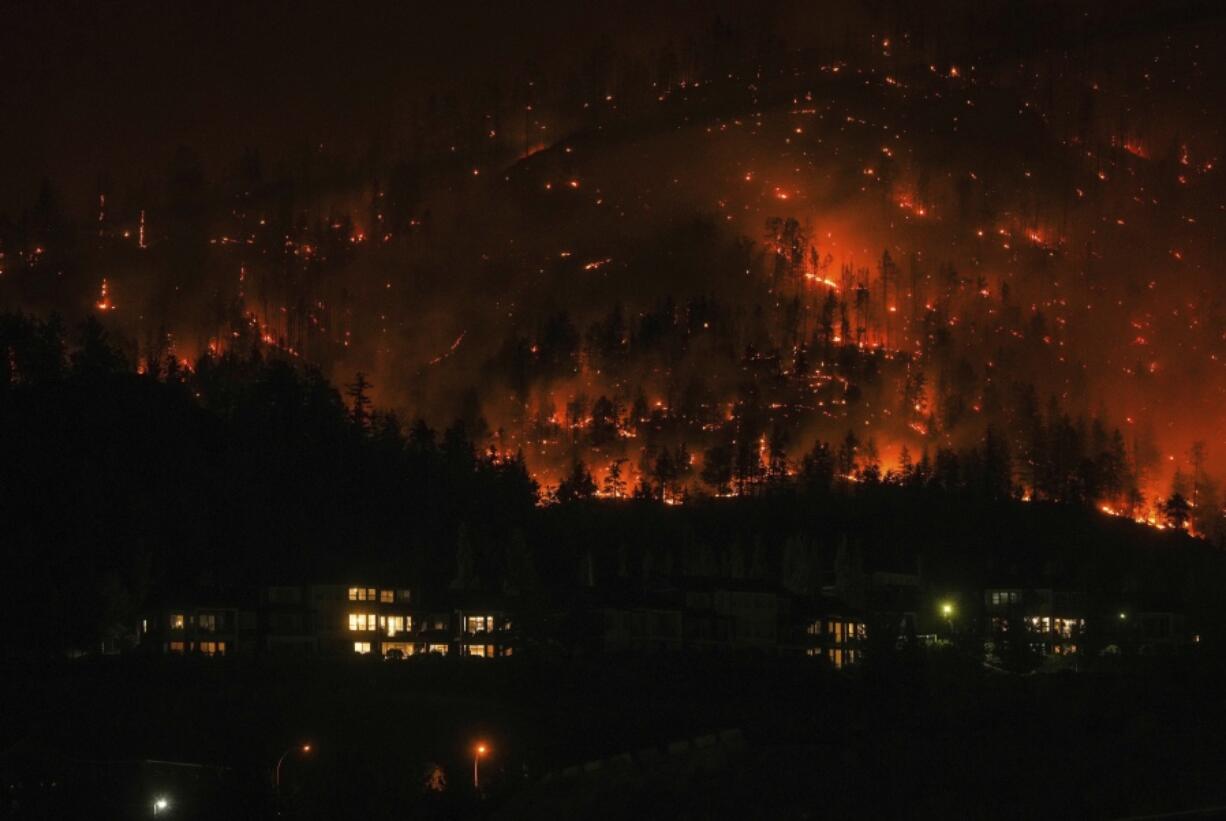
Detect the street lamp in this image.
<box><xmin>937</xmin><ymin>600</ymin><xmax>957</xmax><ymax>642</ymax></box>
<box><xmin>274</xmin><ymin>743</ymin><xmax>313</xmax><ymax>793</ymax></box>
<box><xmin>473</xmin><ymin>742</ymin><xmax>488</xmax><ymax>789</ymax></box>
<box><xmin>152</xmin><ymin>796</ymin><xmax>170</xmax><ymax>815</ymax></box>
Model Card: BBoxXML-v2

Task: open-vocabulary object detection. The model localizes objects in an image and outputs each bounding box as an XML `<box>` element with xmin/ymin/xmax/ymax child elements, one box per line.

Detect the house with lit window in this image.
<box><xmin>983</xmin><ymin>586</ymin><xmax>1086</xmax><ymax>657</ymax></box>
<box><xmin>333</xmin><ymin>584</ymin><xmax>514</xmax><ymax>658</ymax></box>
<box><xmin>325</xmin><ymin>584</ymin><xmax>416</xmax><ymax>657</ymax></box>
<box><xmin>140</xmin><ymin>581</ymin><xmax>516</xmax><ymax>660</ymax></box>
<box><xmin>456</xmin><ymin>608</ymin><xmax>515</xmax><ymax>658</ymax></box>
<box><xmin>600</xmin><ymin>578</ymin><xmax>867</xmax><ymax>665</ymax></box>
<box><xmin>142</xmin><ymin>597</ymin><xmax>251</xmax><ymax>657</ymax></box>
<box><xmin>790</xmin><ymin>598</ymin><xmax>867</xmax><ymax>669</ymax></box>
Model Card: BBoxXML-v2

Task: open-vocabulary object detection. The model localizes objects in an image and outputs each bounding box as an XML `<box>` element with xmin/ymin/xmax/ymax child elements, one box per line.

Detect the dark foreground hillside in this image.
<box><xmin>4</xmin><ymin>650</ymin><xmax>1226</xmax><ymax>820</ymax></box>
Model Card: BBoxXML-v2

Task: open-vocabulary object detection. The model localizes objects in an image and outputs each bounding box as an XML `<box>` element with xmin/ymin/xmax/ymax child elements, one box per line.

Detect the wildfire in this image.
<box><xmin>96</xmin><ymin>279</ymin><xmax>113</xmax><ymax>312</ymax></box>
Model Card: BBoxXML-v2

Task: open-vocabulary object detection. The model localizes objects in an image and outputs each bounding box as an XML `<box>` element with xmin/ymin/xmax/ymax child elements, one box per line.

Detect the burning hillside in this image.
<box><xmin>2</xmin><ymin>0</ymin><xmax>1225</xmax><ymax>537</ymax></box>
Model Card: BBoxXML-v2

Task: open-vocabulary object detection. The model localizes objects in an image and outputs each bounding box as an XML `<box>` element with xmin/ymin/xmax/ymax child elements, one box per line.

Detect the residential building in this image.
<box><xmin>1111</xmin><ymin>594</ymin><xmax>1193</xmax><ymax>655</ymax></box>
<box><xmin>791</xmin><ymin>598</ymin><xmax>867</xmax><ymax>668</ymax></box>
<box><xmin>141</xmin><ymin>583</ymin><xmax>515</xmax><ymax>659</ymax></box>
<box><xmin>142</xmin><ymin>600</ymin><xmax>250</xmax><ymax>657</ymax></box>
<box><xmin>601</xmin><ymin>577</ymin><xmax>866</xmax><ymax>665</ymax></box>
<box><xmin>984</xmin><ymin>586</ymin><xmax>1086</xmax><ymax>656</ymax></box>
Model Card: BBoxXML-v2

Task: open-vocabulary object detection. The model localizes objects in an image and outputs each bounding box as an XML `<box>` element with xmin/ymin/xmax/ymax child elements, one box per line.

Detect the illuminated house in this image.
<box><xmin>327</xmin><ymin>584</ymin><xmax>417</xmax><ymax>657</ymax></box>
<box><xmin>984</xmin><ymin>587</ymin><xmax>1086</xmax><ymax>656</ymax></box>
<box><xmin>302</xmin><ymin>583</ymin><xmax>513</xmax><ymax>658</ymax></box>
<box><xmin>447</xmin><ymin>591</ymin><xmax>516</xmax><ymax>657</ymax></box>
<box><xmin>142</xmin><ymin>600</ymin><xmax>250</xmax><ymax>657</ymax></box>
<box><xmin>792</xmin><ymin>600</ymin><xmax>867</xmax><ymax>669</ymax></box>
<box><xmin>140</xmin><ymin>583</ymin><xmax>515</xmax><ymax>659</ymax></box>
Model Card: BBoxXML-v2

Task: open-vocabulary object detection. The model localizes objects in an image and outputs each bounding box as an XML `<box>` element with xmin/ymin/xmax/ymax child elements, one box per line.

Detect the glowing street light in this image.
<box><xmin>473</xmin><ymin>742</ymin><xmax>489</xmax><ymax>789</ymax></box>
<box><xmin>274</xmin><ymin>743</ymin><xmax>313</xmax><ymax>793</ymax></box>
<box><xmin>939</xmin><ymin>600</ymin><xmax>956</xmax><ymax>638</ymax></box>
<box><xmin>152</xmin><ymin>796</ymin><xmax>170</xmax><ymax>815</ymax></box>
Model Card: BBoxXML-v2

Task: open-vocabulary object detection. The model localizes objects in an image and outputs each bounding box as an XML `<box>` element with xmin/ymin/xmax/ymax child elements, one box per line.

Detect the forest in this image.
<box><xmin>2</xmin><ymin>311</ymin><xmax>1218</xmax><ymax>660</ymax></box>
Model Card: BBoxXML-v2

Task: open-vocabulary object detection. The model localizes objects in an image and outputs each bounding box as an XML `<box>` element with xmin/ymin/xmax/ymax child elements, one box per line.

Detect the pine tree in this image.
<box><xmin>555</xmin><ymin>458</ymin><xmax>597</xmax><ymax>503</ymax></box>
<box><xmin>345</xmin><ymin>371</ymin><xmax>373</xmax><ymax>431</ymax></box>
<box><xmin>800</xmin><ymin>440</ymin><xmax>835</xmax><ymax>492</ymax></box>
<box><xmin>837</xmin><ymin>430</ymin><xmax>859</xmax><ymax>478</ymax></box>
<box><xmin>602</xmin><ymin>458</ymin><xmax>628</xmax><ymax>498</ymax></box>
<box><xmin>701</xmin><ymin>443</ymin><xmax>734</xmax><ymax>495</ymax></box>
<box><xmin>1161</xmin><ymin>491</ymin><xmax>1191</xmax><ymax>531</ymax></box>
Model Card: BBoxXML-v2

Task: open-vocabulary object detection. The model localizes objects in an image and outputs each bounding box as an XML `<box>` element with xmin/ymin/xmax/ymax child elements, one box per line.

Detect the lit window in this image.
<box><xmin>428</xmin><ymin>644</ymin><xmax>449</xmax><ymax>655</ymax></box>
<box><xmin>348</xmin><ymin>613</ymin><xmax>378</xmax><ymax>631</ymax></box>
<box><xmin>367</xmin><ymin>588</ymin><xmax>376</xmax><ymax>601</ymax></box>
<box><xmin>171</xmin><ymin>614</ymin><xmax>185</xmax><ymax>630</ymax></box>
<box><xmin>832</xmin><ymin>649</ymin><xmax>844</xmax><ymax>669</ymax></box>
<box><xmin>468</xmin><ymin>645</ymin><xmax>487</xmax><ymax>658</ymax></box>
<box><xmin>348</xmin><ymin>587</ymin><xmax>362</xmax><ymax>601</ymax></box>
<box><xmin>354</xmin><ymin>642</ymin><xmax>372</xmax><ymax>655</ymax></box>
<box><xmin>198</xmin><ymin>614</ymin><xmax>216</xmax><ymax>633</ymax></box>
<box><xmin>833</xmin><ymin>622</ymin><xmax>845</xmax><ymax>644</ymax></box>
<box><xmin>387</xmin><ymin>616</ymin><xmax>404</xmax><ymax>636</ymax></box>
<box><xmin>382</xmin><ymin>642</ymin><xmax>414</xmax><ymax>658</ymax></box>
<box><xmin>379</xmin><ymin>590</ymin><xmax>394</xmax><ymax>603</ymax></box>
<box><xmin>168</xmin><ymin>641</ymin><xmax>185</xmax><ymax>654</ymax></box>
<box><xmin>465</xmin><ymin>615</ymin><xmax>493</xmax><ymax>633</ymax></box>
<box><xmin>142</xmin><ymin>619</ymin><xmax>148</xmax><ymax>634</ymax></box>
<box><xmin>199</xmin><ymin>641</ymin><xmax>224</xmax><ymax>656</ymax></box>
